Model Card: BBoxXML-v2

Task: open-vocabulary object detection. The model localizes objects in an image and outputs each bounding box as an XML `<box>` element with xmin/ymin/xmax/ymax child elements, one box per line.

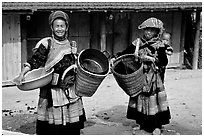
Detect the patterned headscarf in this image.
<box><xmin>138</xmin><ymin>17</ymin><xmax>164</xmax><ymax>30</ymax></box>
<box><xmin>49</xmin><ymin>10</ymin><xmax>69</xmax><ymax>26</ymax></box>
<box><xmin>49</xmin><ymin>11</ymin><xmax>69</xmax><ymax>41</ymax></box>
<box><xmin>139</xmin><ymin>17</ymin><xmax>165</xmax><ymax>41</ymax></box>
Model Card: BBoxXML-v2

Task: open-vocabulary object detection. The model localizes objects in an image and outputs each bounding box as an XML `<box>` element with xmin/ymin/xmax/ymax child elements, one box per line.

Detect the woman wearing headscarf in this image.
<box><xmin>111</xmin><ymin>17</ymin><xmax>171</xmax><ymax>135</ymax></box>
<box><xmin>14</xmin><ymin>11</ymin><xmax>86</xmax><ymax>135</ymax></box>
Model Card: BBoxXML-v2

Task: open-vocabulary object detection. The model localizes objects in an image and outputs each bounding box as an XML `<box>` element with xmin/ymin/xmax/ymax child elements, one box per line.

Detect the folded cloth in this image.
<box><xmin>51</xmin><ymin>88</ymin><xmax>69</xmax><ymax>107</ymax></box>
<box><xmin>67</xmin><ymin>84</ymin><xmax>79</xmax><ymax>103</ymax></box>
<box><xmin>51</xmin><ymin>84</ymin><xmax>79</xmax><ymax>107</ymax></box>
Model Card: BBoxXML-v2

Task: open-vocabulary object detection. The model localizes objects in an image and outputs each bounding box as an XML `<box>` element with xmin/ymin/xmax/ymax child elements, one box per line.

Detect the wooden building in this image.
<box><xmin>2</xmin><ymin>2</ymin><xmax>202</xmax><ymax>86</ymax></box>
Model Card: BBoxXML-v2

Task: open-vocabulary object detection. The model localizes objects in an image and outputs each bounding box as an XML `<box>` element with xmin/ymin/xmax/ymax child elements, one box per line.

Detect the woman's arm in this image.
<box><xmin>115</xmin><ymin>44</ymin><xmax>136</xmax><ymax>57</ymax></box>
<box><xmin>27</xmin><ymin>43</ymin><xmax>50</xmax><ymax>69</ymax></box>
<box><xmin>13</xmin><ymin>39</ymin><xmax>50</xmax><ymax>85</ymax></box>
<box><xmin>12</xmin><ymin>65</ymin><xmax>31</xmax><ymax>85</ymax></box>
<box><xmin>115</xmin><ymin>38</ymin><xmax>141</xmax><ymax>57</ymax></box>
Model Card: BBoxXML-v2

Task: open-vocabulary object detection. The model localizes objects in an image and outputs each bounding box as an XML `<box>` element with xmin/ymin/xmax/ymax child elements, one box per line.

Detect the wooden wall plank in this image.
<box><xmin>10</xmin><ymin>15</ymin><xmax>15</xmax><ymax>78</ymax></box>
<box><xmin>14</xmin><ymin>15</ymin><xmax>21</xmax><ymax>75</ymax></box>
<box><xmin>171</xmin><ymin>12</ymin><xmax>182</xmax><ymax>66</ymax></box>
<box><xmin>78</xmin><ymin>13</ymin><xmax>90</xmax><ymax>36</ymax></box>
<box><xmin>106</xmin><ymin>14</ymin><xmax>114</xmax><ymax>56</ymax></box>
<box><xmin>69</xmin><ymin>13</ymin><xmax>79</xmax><ymax>37</ymax></box>
<box><xmin>20</xmin><ymin>15</ymin><xmax>28</xmax><ymax>67</ymax></box>
<box><xmin>90</xmin><ymin>12</ymin><xmax>101</xmax><ymax>50</ymax></box>
<box><xmin>69</xmin><ymin>12</ymin><xmax>90</xmax><ymax>51</ymax></box>
<box><xmin>113</xmin><ymin>13</ymin><xmax>130</xmax><ymax>55</ymax></box>
<box><xmin>5</xmin><ymin>15</ymin><xmax>11</xmax><ymax>81</ymax></box>
<box><xmin>2</xmin><ymin>15</ymin><xmax>21</xmax><ymax>82</ymax></box>
<box><xmin>2</xmin><ymin>15</ymin><xmax>7</xmax><ymax>80</ymax></box>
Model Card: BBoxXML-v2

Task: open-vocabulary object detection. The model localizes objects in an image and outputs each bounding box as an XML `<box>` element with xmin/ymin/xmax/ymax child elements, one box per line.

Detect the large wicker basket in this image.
<box><xmin>75</xmin><ymin>49</ymin><xmax>109</xmax><ymax>97</ymax></box>
<box><xmin>112</xmin><ymin>54</ymin><xmax>144</xmax><ymax>97</ymax></box>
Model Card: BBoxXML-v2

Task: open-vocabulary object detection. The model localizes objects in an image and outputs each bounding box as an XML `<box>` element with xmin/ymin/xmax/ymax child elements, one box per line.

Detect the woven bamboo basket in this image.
<box><xmin>112</xmin><ymin>54</ymin><xmax>144</xmax><ymax>97</ymax></box>
<box><xmin>75</xmin><ymin>49</ymin><xmax>109</xmax><ymax>97</ymax></box>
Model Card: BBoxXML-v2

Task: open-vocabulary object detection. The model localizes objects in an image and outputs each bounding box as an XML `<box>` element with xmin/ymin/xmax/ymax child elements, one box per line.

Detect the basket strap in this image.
<box><xmin>61</xmin><ymin>64</ymin><xmax>77</xmax><ymax>80</ymax></box>
<box><xmin>133</xmin><ymin>38</ymin><xmax>140</xmax><ymax>57</ymax></box>
<box><xmin>70</xmin><ymin>41</ymin><xmax>77</xmax><ymax>54</ymax></box>
<box><xmin>132</xmin><ymin>38</ymin><xmax>140</xmax><ymax>56</ymax></box>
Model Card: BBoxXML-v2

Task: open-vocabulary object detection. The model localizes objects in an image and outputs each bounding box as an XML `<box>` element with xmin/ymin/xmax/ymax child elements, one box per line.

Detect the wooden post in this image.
<box><xmin>100</xmin><ymin>13</ymin><xmax>106</xmax><ymax>52</ymax></box>
<box><xmin>192</xmin><ymin>11</ymin><xmax>201</xmax><ymax>69</ymax></box>
<box><xmin>21</xmin><ymin>15</ymin><xmax>28</xmax><ymax>69</ymax></box>
<box><xmin>179</xmin><ymin>12</ymin><xmax>187</xmax><ymax>66</ymax></box>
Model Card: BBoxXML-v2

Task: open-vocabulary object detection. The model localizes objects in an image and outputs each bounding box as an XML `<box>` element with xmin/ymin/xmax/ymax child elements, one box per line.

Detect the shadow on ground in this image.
<box><xmin>2</xmin><ymin>114</ymin><xmax>36</xmax><ymax>134</ymax></box>
<box><xmin>2</xmin><ymin>105</ymin><xmax>135</xmax><ymax>135</ymax></box>
<box><xmin>94</xmin><ymin>105</ymin><xmax>136</xmax><ymax>127</ymax></box>
<box><xmin>2</xmin><ymin>105</ymin><xmax>200</xmax><ymax>135</ymax></box>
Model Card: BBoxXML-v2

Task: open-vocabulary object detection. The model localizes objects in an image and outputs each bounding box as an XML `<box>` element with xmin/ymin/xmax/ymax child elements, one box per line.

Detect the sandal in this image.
<box><xmin>132</xmin><ymin>125</ymin><xmax>140</xmax><ymax>135</ymax></box>
<box><xmin>152</xmin><ymin>128</ymin><xmax>161</xmax><ymax>135</ymax></box>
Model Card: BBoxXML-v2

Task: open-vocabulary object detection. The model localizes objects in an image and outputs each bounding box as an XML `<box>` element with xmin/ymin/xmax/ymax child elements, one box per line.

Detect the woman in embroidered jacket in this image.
<box><xmin>112</xmin><ymin>17</ymin><xmax>171</xmax><ymax>135</ymax></box>
<box><xmin>14</xmin><ymin>11</ymin><xmax>86</xmax><ymax>135</ymax></box>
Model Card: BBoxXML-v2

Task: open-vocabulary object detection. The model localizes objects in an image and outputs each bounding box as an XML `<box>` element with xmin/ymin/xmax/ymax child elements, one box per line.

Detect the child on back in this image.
<box><xmin>162</xmin><ymin>32</ymin><xmax>173</xmax><ymax>56</ymax></box>
<box><xmin>159</xmin><ymin>32</ymin><xmax>173</xmax><ymax>83</ymax></box>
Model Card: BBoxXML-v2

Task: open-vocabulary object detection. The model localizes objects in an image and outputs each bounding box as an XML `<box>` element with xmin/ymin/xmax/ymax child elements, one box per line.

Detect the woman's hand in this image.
<box><xmin>109</xmin><ymin>58</ymin><xmax>116</xmax><ymax>68</ymax></box>
<box><xmin>142</xmin><ymin>55</ymin><xmax>156</xmax><ymax>62</ymax></box>
<box><xmin>12</xmin><ymin>74</ymin><xmax>25</xmax><ymax>85</ymax></box>
<box><xmin>12</xmin><ymin>65</ymin><xmax>31</xmax><ymax>85</ymax></box>
<box><xmin>166</xmin><ymin>50</ymin><xmax>173</xmax><ymax>56</ymax></box>
<box><xmin>71</xmin><ymin>41</ymin><xmax>77</xmax><ymax>54</ymax></box>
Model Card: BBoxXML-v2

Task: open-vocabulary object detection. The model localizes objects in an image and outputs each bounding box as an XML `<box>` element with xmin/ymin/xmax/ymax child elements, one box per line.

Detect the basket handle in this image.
<box><xmin>113</xmin><ymin>54</ymin><xmax>136</xmax><ymax>63</ymax></box>
<box><xmin>61</xmin><ymin>64</ymin><xmax>77</xmax><ymax>80</ymax></box>
<box><xmin>102</xmin><ymin>50</ymin><xmax>111</xmax><ymax>59</ymax></box>
<box><xmin>133</xmin><ymin>38</ymin><xmax>140</xmax><ymax>57</ymax></box>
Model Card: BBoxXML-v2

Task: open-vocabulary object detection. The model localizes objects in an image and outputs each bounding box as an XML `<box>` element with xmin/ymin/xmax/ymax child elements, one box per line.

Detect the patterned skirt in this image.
<box><xmin>36</xmin><ymin>87</ymin><xmax>86</xmax><ymax>135</ymax></box>
<box><xmin>127</xmin><ymin>68</ymin><xmax>171</xmax><ymax>133</ymax></box>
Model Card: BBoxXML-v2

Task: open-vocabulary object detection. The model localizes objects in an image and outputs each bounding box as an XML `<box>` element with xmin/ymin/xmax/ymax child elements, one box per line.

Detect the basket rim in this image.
<box><xmin>113</xmin><ymin>54</ymin><xmax>137</xmax><ymax>63</ymax></box>
<box><xmin>78</xmin><ymin>49</ymin><xmax>110</xmax><ymax>77</ymax></box>
<box><xmin>112</xmin><ymin>54</ymin><xmax>143</xmax><ymax>77</ymax></box>
<box><xmin>21</xmin><ymin>68</ymin><xmax>54</xmax><ymax>84</ymax></box>
<box><xmin>61</xmin><ymin>64</ymin><xmax>77</xmax><ymax>80</ymax></box>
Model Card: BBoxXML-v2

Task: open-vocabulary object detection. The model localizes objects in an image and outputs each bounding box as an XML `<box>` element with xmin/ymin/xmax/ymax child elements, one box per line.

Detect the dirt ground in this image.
<box><xmin>1</xmin><ymin>69</ymin><xmax>202</xmax><ymax>135</ymax></box>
